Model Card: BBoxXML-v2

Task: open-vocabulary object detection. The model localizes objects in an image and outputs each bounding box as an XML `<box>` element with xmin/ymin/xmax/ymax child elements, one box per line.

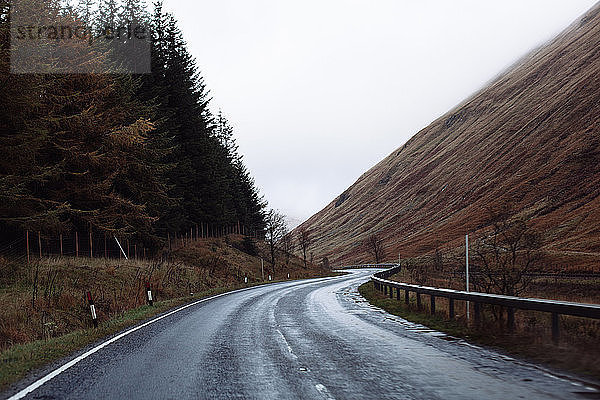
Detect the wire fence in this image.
<box><xmin>0</xmin><ymin>222</ymin><xmax>261</xmax><ymax>262</ymax></box>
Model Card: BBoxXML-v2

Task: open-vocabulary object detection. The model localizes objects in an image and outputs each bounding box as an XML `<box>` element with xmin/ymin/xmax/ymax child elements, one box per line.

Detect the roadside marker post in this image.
<box><xmin>86</xmin><ymin>291</ymin><xmax>98</xmax><ymax>328</ymax></box>
<box><xmin>145</xmin><ymin>282</ymin><xmax>154</xmax><ymax>306</ymax></box>
<box><xmin>466</xmin><ymin>234</ymin><xmax>470</xmax><ymax>321</ymax></box>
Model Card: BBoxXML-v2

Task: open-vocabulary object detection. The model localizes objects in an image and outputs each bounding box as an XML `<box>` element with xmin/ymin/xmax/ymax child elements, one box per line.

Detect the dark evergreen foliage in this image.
<box><xmin>0</xmin><ymin>0</ymin><xmax>265</xmax><ymax>252</ymax></box>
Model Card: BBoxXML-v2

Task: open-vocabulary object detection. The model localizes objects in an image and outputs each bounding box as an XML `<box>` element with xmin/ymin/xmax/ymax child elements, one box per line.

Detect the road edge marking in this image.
<box><xmin>7</xmin><ymin>275</ymin><xmax>348</xmax><ymax>400</ymax></box>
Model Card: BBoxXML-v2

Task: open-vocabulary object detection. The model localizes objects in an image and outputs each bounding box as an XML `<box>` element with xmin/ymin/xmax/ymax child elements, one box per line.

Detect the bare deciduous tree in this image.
<box><xmin>472</xmin><ymin>212</ymin><xmax>541</xmax><ymax>296</ymax></box>
<box><xmin>280</xmin><ymin>231</ymin><xmax>294</xmax><ymax>265</ymax></box>
<box><xmin>297</xmin><ymin>226</ymin><xmax>312</xmax><ymax>268</ymax></box>
<box><xmin>365</xmin><ymin>233</ymin><xmax>385</xmax><ymax>264</ymax></box>
<box><xmin>265</xmin><ymin>209</ymin><xmax>286</xmax><ymax>275</ymax></box>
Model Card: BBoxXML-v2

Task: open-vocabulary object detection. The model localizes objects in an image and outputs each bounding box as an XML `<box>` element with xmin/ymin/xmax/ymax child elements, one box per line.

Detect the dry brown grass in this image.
<box><xmin>0</xmin><ymin>235</ymin><xmax>328</xmax><ymax>352</ymax></box>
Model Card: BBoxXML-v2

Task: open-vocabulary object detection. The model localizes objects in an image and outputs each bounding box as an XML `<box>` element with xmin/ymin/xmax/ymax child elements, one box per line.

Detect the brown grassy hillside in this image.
<box><xmin>295</xmin><ymin>3</ymin><xmax>600</xmax><ymax>269</ymax></box>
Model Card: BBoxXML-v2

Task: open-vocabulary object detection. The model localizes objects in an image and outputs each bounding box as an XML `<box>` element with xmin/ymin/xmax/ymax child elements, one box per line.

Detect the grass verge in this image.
<box><xmin>358</xmin><ymin>281</ymin><xmax>600</xmax><ymax>381</ymax></box>
<box><xmin>0</xmin><ymin>280</ymin><xmax>293</xmax><ymax>392</ymax></box>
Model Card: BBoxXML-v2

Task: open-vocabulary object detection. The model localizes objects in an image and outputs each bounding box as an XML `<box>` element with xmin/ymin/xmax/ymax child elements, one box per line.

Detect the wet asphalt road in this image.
<box><xmin>5</xmin><ymin>269</ymin><xmax>600</xmax><ymax>400</ymax></box>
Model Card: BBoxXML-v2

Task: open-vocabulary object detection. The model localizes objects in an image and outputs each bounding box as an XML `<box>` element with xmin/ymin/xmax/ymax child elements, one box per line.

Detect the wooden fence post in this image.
<box><xmin>38</xmin><ymin>231</ymin><xmax>42</xmax><ymax>258</ymax></box>
<box><xmin>89</xmin><ymin>223</ymin><xmax>93</xmax><ymax>258</ymax></box>
<box><xmin>60</xmin><ymin>234</ymin><xmax>63</xmax><ymax>257</ymax></box>
<box><xmin>26</xmin><ymin>230</ymin><xmax>30</xmax><ymax>263</ymax></box>
<box><xmin>449</xmin><ymin>298</ymin><xmax>455</xmax><ymax>319</ymax></box>
<box><xmin>76</xmin><ymin>232</ymin><xmax>79</xmax><ymax>257</ymax></box>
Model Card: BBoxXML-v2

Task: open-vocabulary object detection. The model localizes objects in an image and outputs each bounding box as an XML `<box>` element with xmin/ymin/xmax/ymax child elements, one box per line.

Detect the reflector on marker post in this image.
<box><xmin>146</xmin><ymin>282</ymin><xmax>153</xmax><ymax>306</ymax></box>
<box><xmin>87</xmin><ymin>291</ymin><xmax>98</xmax><ymax>328</ymax></box>
<box><xmin>244</xmin><ymin>276</ymin><xmax>248</xmax><ymax>284</ymax></box>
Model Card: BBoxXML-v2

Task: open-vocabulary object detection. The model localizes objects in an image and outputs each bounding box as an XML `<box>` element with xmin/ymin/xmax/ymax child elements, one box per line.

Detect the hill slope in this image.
<box><xmin>296</xmin><ymin>3</ymin><xmax>600</xmax><ymax>268</ymax></box>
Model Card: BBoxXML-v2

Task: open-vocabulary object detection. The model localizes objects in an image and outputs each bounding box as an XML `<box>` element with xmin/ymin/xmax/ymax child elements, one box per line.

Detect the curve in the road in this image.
<box><xmin>4</xmin><ymin>270</ymin><xmax>599</xmax><ymax>400</ymax></box>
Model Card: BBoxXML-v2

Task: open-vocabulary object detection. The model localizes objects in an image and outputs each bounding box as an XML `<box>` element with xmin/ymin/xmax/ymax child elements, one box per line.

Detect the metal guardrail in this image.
<box><xmin>370</xmin><ymin>265</ymin><xmax>600</xmax><ymax>343</ymax></box>
<box><xmin>337</xmin><ymin>263</ymin><xmax>398</xmax><ymax>270</ymax></box>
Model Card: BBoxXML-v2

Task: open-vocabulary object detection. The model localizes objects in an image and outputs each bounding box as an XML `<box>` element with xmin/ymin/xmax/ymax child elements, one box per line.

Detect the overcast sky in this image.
<box><xmin>163</xmin><ymin>0</ymin><xmax>598</xmax><ymax>226</ymax></box>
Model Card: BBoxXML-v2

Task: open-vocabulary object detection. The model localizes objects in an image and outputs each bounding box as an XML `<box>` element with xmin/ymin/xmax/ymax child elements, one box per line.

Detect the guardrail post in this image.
<box><xmin>370</xmin><ymin>266</ymin><xmax>600</xmax><ymax>340</ymax></box>
<box><xmin>507</xmin><ymin>307</ymin><xmax>515</xmax><ymax>332</ymax></box>
<box><xmin>552</xmin><ymin>313</ymin><xmax>560</xmax><ymax>344</ymax></box>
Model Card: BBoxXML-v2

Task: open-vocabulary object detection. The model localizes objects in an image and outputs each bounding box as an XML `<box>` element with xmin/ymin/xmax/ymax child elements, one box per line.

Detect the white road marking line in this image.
<box><xmin>315</xmin><ymin>383</ymin><xmax>336</xmax><ymax>400</ymax></box>
<box><xmin>8</xmin><ymin>275</ymin><xmax>350</xmax><ymax>400</ymax></box>
<box><xmin>275</xmin><ymin>329</ymin><xmax>297</xmax><ymax>360</ymax></box>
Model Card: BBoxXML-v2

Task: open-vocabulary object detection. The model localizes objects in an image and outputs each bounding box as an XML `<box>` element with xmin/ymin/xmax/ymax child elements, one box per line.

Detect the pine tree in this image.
<box><xmin>121</xmin><ymin>0</ymin><xmax>147</xmax><ymax>25</ymax></box>
<box><xmin>97</xmin><ymin>0</ymin><xmax>119</xmax><ymax>32</ymax></box>
<box><xmin>0</xmin><ymin>0</ymin><xmax>266</xmax><ymax>250</ymax></box>
<box><xmin>75</xmin><ymin>0</ymin><xmax>96</xmax><ymax>25</ymax></box>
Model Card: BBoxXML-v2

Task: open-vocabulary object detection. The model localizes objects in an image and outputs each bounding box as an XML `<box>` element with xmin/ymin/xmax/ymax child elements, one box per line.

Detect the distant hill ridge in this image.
<box><xmin>295</xmin><ymin>3</ymin><xmax>600</xmax><ymax>269</ymax></box>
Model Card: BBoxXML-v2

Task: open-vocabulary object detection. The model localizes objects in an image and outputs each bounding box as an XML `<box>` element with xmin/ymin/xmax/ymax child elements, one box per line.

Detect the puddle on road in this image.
<box><xmin>340</xmin><ymin>284</ymin><xmax>453</xmax><ymax>341</ymax></box>
<box><xmin>337</xmin><ymin>280</ymin><xmax>600</xmax><ymax>399</ymax></box>
<box><xmin>439</xmin><ymin>336</ymin><xmax>461</xmax><ymax>343</ymax></box>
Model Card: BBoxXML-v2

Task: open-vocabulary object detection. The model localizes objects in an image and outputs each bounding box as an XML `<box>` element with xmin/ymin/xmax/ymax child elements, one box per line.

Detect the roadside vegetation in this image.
<box><xmin>0</xmin><ymin>235</ymin><xmax>331</xmax><ymax>391</ymax></box>
<box><xmin>359</xmin><ymin>282</ymin><xmax>600</xmax><ymax>380</ymax></box>
<box><xmin>359</xmin><ymin>275</ymin><xmax>600</xmax><ymax>380</ymax></box>
<box><xmin>358</xmin><ymin>209</ymin><xmax>600</xmax><ymax>380</ymax></box>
